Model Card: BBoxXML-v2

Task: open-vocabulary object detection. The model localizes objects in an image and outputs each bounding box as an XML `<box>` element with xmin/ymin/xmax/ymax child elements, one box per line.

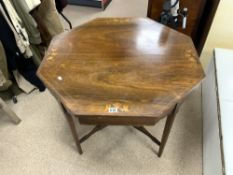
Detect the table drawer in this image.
<box><xmin>78</xmin><ymin>116</ymin><xmax>160</xmax><ymax>126</ymax></box>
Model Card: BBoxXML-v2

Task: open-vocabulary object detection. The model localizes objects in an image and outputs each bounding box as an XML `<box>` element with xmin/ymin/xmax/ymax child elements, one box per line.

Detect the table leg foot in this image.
<box><xmin>66</xmin><ymin>113</ymin><xmax>83</xmax><ymax>154</ymax></box>
<box><xmin>158</xmin><ymin>104</ymin><xmax>179</xmax><ymax>157</ymax></box>
<box><xmin>133</xmin><ymin>104</ymin><xmax>180</xmax><ymax>157</ymax></box>
<box><xmin>62</xmin><ymin>105</ymin><xmax>83</xmax><ymax>154</ymax></box>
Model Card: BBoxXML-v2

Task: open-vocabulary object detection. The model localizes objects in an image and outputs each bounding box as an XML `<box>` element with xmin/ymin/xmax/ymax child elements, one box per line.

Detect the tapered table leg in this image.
<box><xmin>158</xmin><ymin>104</ymin><xmax>180</xmax><ymax>157</ymax></box>
<box><xmin>62</xmin><ymin>105</ymin><xmax>83</xmax><ymax>154</ymax></box>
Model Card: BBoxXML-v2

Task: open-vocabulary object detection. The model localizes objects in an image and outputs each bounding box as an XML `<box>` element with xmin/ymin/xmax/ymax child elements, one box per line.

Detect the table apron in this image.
<box><xmin>78</xmin><ymin>115</ymin><xmax>160</xmax><ymax>126</ymax></box>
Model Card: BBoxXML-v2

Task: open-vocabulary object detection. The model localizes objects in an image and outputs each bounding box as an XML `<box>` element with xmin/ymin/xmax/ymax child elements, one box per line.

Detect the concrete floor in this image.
<box><xmin>0</xmin><ymin>1</ymin><xmax>202</xmax><ymax>175</ymax></box>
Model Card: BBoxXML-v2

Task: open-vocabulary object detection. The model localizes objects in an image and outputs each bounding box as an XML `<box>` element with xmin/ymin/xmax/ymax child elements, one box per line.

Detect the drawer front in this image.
<box><xmin>78</xmin><ymin>116</ymin><xmax>160</xmax><ymax>126</ymax></box>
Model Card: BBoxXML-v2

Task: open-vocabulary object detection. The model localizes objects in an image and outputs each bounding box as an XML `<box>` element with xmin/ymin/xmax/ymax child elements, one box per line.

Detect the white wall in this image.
<box><xmin>200</xmin><ymin>0</ymin><xmax>233</xmax><ymax>68</ymax></box>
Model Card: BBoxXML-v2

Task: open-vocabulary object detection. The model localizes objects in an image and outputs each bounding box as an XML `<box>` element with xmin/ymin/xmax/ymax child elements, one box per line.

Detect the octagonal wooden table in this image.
<box><xmin>37</xmin><ymin>18</ymin><xmax>204</xmax><ymax>157</ymax></box>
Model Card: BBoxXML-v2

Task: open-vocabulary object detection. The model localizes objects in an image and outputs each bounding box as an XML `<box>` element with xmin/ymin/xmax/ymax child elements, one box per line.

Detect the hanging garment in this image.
<box><xmin>1</xmin><ymin>0</ymin><xmax>32</xmax><ymax>58</ymax></box>
<box><xmin>0</xmin><ymin>11</ymin><xmax>45</xmax><ymax>92</ymax></box>
<box><xmin>0</xmin><ymin>70</ymin><xmax>6</xmax><ymax>87</ymax></box>
<box><xmin>30</xmin><ymin>45</ymin><xmax>44</xmax><ymax>66</ymax></box>
<box><xmin>32</xmin><ymin>0</ymin><xmax>64</xmax><ymax>46</ymax></box>
<box><xmin>24</xmin><ymin>0</ymin><xmax>41</xmax><ymax>11</ymax></box>
<box><xmin>0</xmin><ymin>41</ymin><xmax>12</xmax><ymax>91</ymax></box>
<box><xmin>11</xmin><ymin>0</ymin><xmax>42</xmax><ymax>45</ymax></box>
<box><xmin>11</xmin><ymin>0</ymin><xmax>44</xmax><ymax>65</ymax></box>
<box><xmin>1</xmin><ymin>41</ymin><xmax>34</xmax><ymax>94</ymax></box>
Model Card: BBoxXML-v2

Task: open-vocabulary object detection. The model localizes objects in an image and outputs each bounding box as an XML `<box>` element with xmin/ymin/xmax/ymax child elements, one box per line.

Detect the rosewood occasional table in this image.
<box><xmin>37</xmin><ymin>18</ymin><xmax>204</xmax><ymax>157</ymax></box>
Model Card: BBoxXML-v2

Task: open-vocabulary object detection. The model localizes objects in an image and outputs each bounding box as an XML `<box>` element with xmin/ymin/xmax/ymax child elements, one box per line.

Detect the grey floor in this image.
<box><xmin>0</xmin><ymin>1</ymin><xmax>202</xmax><ymax>175</ymax></box>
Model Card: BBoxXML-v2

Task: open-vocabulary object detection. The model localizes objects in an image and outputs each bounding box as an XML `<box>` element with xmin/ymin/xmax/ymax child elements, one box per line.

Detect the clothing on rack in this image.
<box><xmin>0</xmin><ymin>70</ymin><xmax>6</xmax><ymax>87</ymax></box>
<box><xmin>0</xmin><ymin>41</ymin><xmax>12</xmax><ymax>91</ymax></box>
<box><xmin>1</xmin><ymin>0</ymin><xmax>33</xmax><ymax>58</ymax></box>
<box><xmin>11</xmin><ymin>0</ymin><xmax>42</xmax><ymax>45</ymax></box>
<box><xmin>0</xmin><ymin>11</ymin><xmax>45</xmax><ymax>92</ymax></box>
<box><xmin>24</xmin><ymin>0</ymin><xmax>41</xmax><ymax>11</ymax></box>
<box><xmin>32</xmin><ymin>0</ymin><xmax>64</xmax><ymax>46</ymax></box>
<box><xmin>30</xmin><ymin>45</ymin><xmax>44</xmax><ymax>66</ymax></box>
<box><xmin>0</xmin><ymin>0</ymin><xmax>65</xmax><ymax>93</ymax></box>
<box><xmin>1</xmin><ymin>41</ymin><xmax>34</xmax><ymax>94</ymax></box>
<box><xmin>11</xmin><ymin>0</ymin><xmax>44</xmax><ymax>66</ymax></box>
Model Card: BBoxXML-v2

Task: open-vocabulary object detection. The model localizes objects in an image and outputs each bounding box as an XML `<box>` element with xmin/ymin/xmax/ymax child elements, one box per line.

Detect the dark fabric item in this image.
<box><xmin>1</xmin><ymin>1</ymin><xmax>43</xmax><ymax>66</ymax></box>
<box><xmin>0</xmin><ymin>6</ymin><xmax>19</xmax><ymax>59</ymax></box>
<box><xmin>16</xmin><ymin>57</ymin><xmax>46</xmax><ymax>92</ymax></box>
<box><xmin>0</xmin><ymin>13</ymin><xmax>45</xmax><ymax>91</ymax></box>
<box><xmin>55</xmin><ymin>0</ymin><xmax>68</xmax><ymax>12</ymax></box>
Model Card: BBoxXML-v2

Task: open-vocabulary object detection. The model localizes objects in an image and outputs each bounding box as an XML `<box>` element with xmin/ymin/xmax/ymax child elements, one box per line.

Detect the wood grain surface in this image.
<box><xmin>37</xmin><ymin>18</ymin><xmax>204</xmax><ymax>120</ymax></box>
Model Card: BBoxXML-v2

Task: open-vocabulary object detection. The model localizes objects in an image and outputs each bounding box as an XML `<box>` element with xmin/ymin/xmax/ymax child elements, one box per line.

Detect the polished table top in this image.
<box><xmin>37</xmin><ymin>18</ymin><xmax>204</xmax><ymax>119</ymax></box>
